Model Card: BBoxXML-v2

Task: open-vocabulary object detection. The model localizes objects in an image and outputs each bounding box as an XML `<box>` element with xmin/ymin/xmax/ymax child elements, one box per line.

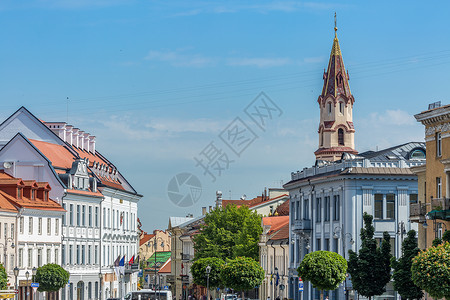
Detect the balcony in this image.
<box><xmin>292</xmin><ymin>219</ymin><xmax>312</xmax><ymax>232</ymax></box>
<box><xmin>431</xmin><ymin>198</ymin><xmax>450</xmax><ymax>211</ymax></box>
<box><xmin>410</xmin><ymin>203</ymin><xmax>427</xmax><ymax>222</ymax></box>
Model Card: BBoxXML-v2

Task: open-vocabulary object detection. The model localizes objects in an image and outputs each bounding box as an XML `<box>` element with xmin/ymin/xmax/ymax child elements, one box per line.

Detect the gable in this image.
<box><xmin>0</xmin><ymin>107</ymin><xmax>65</xmax><ymax>148</ymax></box>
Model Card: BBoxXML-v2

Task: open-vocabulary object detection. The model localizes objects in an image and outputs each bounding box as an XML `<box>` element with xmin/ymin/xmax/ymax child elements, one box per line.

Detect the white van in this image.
<box><xmin>125</xmin><ymin>289</ymin><xmax>173</xmax><ymax>300</ymax></box>
<box><xmin>220</xmin><ymin>294</ymin><xmax>237</xmax><ymax>300</ymax></box>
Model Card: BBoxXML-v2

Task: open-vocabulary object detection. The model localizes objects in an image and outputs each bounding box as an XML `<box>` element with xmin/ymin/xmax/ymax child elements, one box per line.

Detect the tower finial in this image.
<box><xmin>334</xmin><ymin>12</ymin><xmax>337</xmax><ymax>37</ymax></box>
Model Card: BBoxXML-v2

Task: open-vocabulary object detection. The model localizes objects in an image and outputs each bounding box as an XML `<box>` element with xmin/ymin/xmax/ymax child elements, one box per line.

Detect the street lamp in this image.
<box><xmin>14</xmin><ymin>267</ymin><xmax>19</xmax><ymax>300</ymax></box>
<box><xmin>205</xmin><ymin>265</ymin><xmax>211</xmax><ymax>300</ymax></box>
<box><xmin>0</xmin><ymin>237</ymin><xmax>15</xmax><ymax>272</ymax></box>
<box><xmin>32</xmin><ymin>267</ymin><xmax>37</xmax><ymax>300</ymax></box>
<box><xmin>98</xmin><ymin>272</ymin><xmax>103</xmax><ymax>300</ymax></box>
<box><xmin>333</xmin><ymin>226</ymin><xmax>354</xmax><ymax>300</ymax></box>
<box><xmin>25</xmin><ymin>271</ymin><xmax>30</xmax><ymax>300</ymax></box>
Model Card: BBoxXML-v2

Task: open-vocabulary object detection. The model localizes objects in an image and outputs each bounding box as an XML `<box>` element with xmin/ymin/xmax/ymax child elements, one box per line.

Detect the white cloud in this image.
<box><xmin>227</xmin><ymin>57</ymin><xmax>291</xmax><ymax>68</ymax></box>
<box><xmin>145</xmin><ymin>50</ymin><xmax>216</xmax><ymax>67</ymax></box>
<box><xmin>369</xmin><ymin>109</ymin><xmax>415</xmax><ymax>126</ymax></box>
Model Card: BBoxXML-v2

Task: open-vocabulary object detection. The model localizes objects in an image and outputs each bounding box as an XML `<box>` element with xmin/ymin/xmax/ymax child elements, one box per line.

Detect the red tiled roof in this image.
<box><xmin>275</xmin><ymin>200</ymin><xmax>289</xmax><ymax>216</ymax></box>
<box><xmin>270</xmin><ymin>222</ymin><xmax>289</xmax><ymax>240</ymax></box>
<box><xmin>66</xmin><ymin>188</ymin><xmax>103</xmax><ymax>198</ymax></box>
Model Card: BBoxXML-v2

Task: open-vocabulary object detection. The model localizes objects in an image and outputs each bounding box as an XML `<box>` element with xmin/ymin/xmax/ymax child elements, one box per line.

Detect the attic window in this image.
<box><xmin>44</xmin><ymin>191</ymin><xmax>48</xmax><ymax>201</ymax></box>
<box><xmin>410</xmin><ymin>149</ymin><xmax>426</xmax><ymax>160</ymax></box>
<box><xmin>31</xmin><ymin>189</ymin><xmax>35</xmax><ymax>200</ymax></box>
<box><xmin>17</xmin><ymin>187</ymin><xmax>22</xmax><ymax>199</ymax></box>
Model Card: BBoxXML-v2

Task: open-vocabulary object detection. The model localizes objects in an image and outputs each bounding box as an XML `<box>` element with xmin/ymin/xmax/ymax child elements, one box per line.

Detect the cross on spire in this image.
<box><xmin>334</xmin><ymin>12</ymin><xmax>337</xmax><ymax>37</ymax></box>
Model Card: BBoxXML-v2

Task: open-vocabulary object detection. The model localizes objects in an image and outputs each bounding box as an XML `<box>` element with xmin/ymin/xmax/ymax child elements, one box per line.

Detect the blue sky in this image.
<box><xmin>0</xmin><ymin>0</ymin><xmax>449</xmax><ymax>230</ymax></box>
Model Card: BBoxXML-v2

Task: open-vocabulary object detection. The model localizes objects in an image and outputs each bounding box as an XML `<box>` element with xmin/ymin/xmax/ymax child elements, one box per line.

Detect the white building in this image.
<box><xmin>0</xmin><ymin>107</ymin><xmax>141</xmax><ymax>300</ymax></box>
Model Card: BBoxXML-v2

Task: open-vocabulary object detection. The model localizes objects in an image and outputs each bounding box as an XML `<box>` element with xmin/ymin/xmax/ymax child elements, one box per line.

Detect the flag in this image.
<box><xmin>129</xmin><ymin>255</ymin><xmax>135</xmax><ymax>265</ymax></box>
<box><xmin>136</xmin><ymin>255</ymin><xmax>140</xmax><ymax>265</ymax></box>
<box><xmin>119</xmin><ymin>255</ymin><xmax>125</xmax><ymax>274</ymax></box>
<box><xmin>275</xmin><ymin>271</ymin><xmax>279</xmax><ymax>286</ymax></box>
<box><xmin>270</xmin><ymin>273</ymin><xmax>273</xmax><ymax>285</ymax></box>
<box><xmin>114</xmin><ymin>255</ymin><xmax>121</xmax><ymax>278</ymax></box>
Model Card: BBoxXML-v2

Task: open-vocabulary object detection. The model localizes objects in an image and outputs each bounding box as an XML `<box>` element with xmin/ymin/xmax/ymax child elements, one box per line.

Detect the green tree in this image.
<box><xmin>348</xmin><ymin>213</ymin><xmax>392</xmax><ymax>300</ymax></box>
<box><xmin>220</xmin><ymin>257</ymin><xmax>264</xmax><ymax>295</ymax></box>
<box><xmin>34</xmin><ymin>264</ymin><xmax>70</xmax><ymax>292</ymax></box>
<box><xmin>193</xmin><ymin>205</ymin><xmax>262</xmax><ymax>261</ymax></box>
<box><xmin>443</xmin><ymin>230</ymin><xmax>450</xmax><ymax>243</ymax></box>
<box><xmin>191</xmin><ymin>257</ymin><xmax>225</xmax><ymax>288</ymax></box>
<box><xmin>0</xmin><ymin>264</ymin><xmax>7</xmax><ymax>290</ymax></box>
<box><xmin>297</xmin><ymin>251</ymin><xmax>347</xmax><ymax>299</ymax></box>
<box><xmin>391</xmin><ymin>230</ymin><xmax>423</xmax><ymax>300</ymax></box>
<box><xmin>432</xmin><ymin>237</ymin><xmax>442</xmax><ymax>247</ymax></box>
<box><xmin>411</xmin><ymin>241</ymin><xmax>450</xmax><ymax>299</ymax></box>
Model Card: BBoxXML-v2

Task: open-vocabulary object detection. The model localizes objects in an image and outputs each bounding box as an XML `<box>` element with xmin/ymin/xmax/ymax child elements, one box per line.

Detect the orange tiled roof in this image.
<box><xmin>262</xmin><ymin>216</ymin><xmax>289</xmax><ymax>236</ymax></box>
<box><xmin>0</xmin><ymin>191</ymin><xmax>18</xmax><ymax>212</ymax></box>
<box><xmin>158</xmin><ymin>259</ymin><xmax>171</xmax><ymax>274</ymax></box>
<box><xmin>29</xmin><ymin>139</ymin><xmax>74</xmax><ymax>169</ymax></box>
<box><xmin>140</xmin><ymin>233</ymin><xmax>155</xmax><ymax>246</ymax></box>
<box><xmin>66</xmin><ymin>188</ymin><xmax>103</xmax><ymax>198</ymax></box>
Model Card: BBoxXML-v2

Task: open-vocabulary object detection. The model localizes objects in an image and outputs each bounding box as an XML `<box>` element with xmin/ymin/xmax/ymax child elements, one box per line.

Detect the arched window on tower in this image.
<box><xmin>328</xmin><ymin>102</ymin><xmax>332</xmax><ymax>115</ymax></box>
<box><xmin>320</xmin><ymin>130</ymin><xmax>324</xmax><ymax>146</ymax></box>
<box><xmin>338</xmin><ymin>128</ymin><xmax>344</xmax><ymax>145</ymax></box>
<box><xmin>339</xmin><ymin>102</ymin><xmax>344</xmax><ymax>115</ymax></box>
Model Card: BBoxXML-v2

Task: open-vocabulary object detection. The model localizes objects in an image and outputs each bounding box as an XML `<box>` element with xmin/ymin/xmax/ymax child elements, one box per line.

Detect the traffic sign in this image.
<box><xmin>298</xmin><ymin>281</ymin><xmax>303</xmax><ymax>292</ymax></box>
<box><xmin>138</xmin><ymin>270</ymin><xmax>143</xmax><ymax>277</ymax></box>
<box><xmin>31</xmin><ymin>283</ymin><xmax>39</xmax><ymax>288</ymax></box>
<box><xmin>163</xmin><ymin>286</ymin><xmax>169</xmax><ymax>290</ymax></box>
<box><xmin>32</xmin><ymin>287</ymin><xmax>38</xmax><ymax>293</ymax></box>
<box><xmin>14</xmin><ymin>289</ymin><xmax>19</xmax><ymax>294</ymax></box>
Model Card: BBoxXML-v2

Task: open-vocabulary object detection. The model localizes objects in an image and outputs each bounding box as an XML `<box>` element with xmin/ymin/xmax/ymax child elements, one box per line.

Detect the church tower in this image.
<box><xmin>315</xmin><ymin>14</ymin><xmax>358</xmax><ymax>161</ymax></box>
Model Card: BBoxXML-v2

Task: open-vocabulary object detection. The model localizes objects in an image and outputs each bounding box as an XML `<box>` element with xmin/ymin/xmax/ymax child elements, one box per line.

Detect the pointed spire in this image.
<box><xmin>319</xmin><ymin>13</ymin><xmax>353</xmax><ymax>103</ymax></box>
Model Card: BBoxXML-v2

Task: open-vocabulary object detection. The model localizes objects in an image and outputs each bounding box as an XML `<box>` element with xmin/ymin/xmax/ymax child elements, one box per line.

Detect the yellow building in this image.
<box><xmin>412</xmin><ymin>102</ymin><xmax>450</xmax><ymax>248</ymax></box>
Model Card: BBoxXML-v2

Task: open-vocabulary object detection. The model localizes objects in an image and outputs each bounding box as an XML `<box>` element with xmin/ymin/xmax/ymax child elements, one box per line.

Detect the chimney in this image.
<box><xmin>65</xmin><ymin>125</ymin><xmax>73</xmax><ymax>145</ymax></box>
<box><xmin>72</xmin><ymin>128</ymin><xmax>79</xmax><ymax>148</ymax></box>
<box><xmin>89</xmin><ymin>136</ymin><xmax>96</xmax><ymax>154</ymax></box>
<box><xmin>202</xmin><ymin>207</ymin><xmax>207</xmax><ymax>215</ymax></box>
<box><xmin>78</xmin><ymin>131</ymin><xmax>85</xmax><ymax>149</ymax></box>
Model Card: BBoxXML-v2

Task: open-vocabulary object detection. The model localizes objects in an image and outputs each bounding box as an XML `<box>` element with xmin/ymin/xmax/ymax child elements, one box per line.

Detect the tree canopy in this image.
<box><xmin>34</xmin><ymin>264</ymin><xmax>70</xmax><ymax>292</ymax></box>
<box><xmin>0</xmin><ymin>264</ymin><xmax>7</xmax><ymax>290</ymax></box>
<box><xmin>411</xmin><ymin>241</ymin><xmax>450</xmax><ymax>299</ymax></box>
<box><xmin>391</xmin><ymin>230</ymin><xmax>423</xmax><ymax>300</ymax></box>
<box><xmin>297</xmin><ymin>251</ymin><xmax>347</xmax><ymax>291</ymax></box>
<box><xmin>348</xmin><ymin>213</ymin><xmax>392</xmax><ymax>299</ymax></box>
<box><xmin>220</xmin><ymin>257</ymin><xmax>264</xmax><ymax>292</ymax></box>
<box><xmin>193</xmin><ymin>205</ymin><xmax>262</xmax><ymax>261</ymax></box>
<box><xmin>191</xmin><ymin>257</ymin><xmax>225</xmax><ymax>288</ymax></box>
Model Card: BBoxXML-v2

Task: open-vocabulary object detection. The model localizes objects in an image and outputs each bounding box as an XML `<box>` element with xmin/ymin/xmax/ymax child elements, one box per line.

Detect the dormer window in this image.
<box><xmin>17</xmin><ymin>187</ymin><xmax>22</xmax><ymax>199</ymax></box>
<box><xmin>31</xmin><ymin>189</ymin><xmax>35</xmax><ymax>200</ymax></box>
<box><xmin>44</xmin><ymin>191</ymin><xmax>48</xmax><ymax>201</ymax></box>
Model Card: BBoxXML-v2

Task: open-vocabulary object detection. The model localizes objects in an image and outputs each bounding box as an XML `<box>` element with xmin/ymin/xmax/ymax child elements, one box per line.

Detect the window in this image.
<box><xmin>18</xmin><ymin>249</ymin><xmax>23</xmax><ymax>268</ymax></box>
<box><xmin>89</xmin><ymin>206</ymin><xmax>92</xmax><ymax>227</ymax></box>
<box><xmin>437</xmin><ymin>177</ymin><xmax>442</xmax><ymax>198</ymax></box>
<box><xmin>10</xmin><ymin>223</ymin><xmax>14</xmax><ymax>238</ymax></box>
<box><xmin>103</xmin><ymin>208</ymin><xmax>106</xmax><ymax>228</ymax></box>
<box><xmin>47</xmin><ymin>218</ymin><xmax>51</xmax><ymax>235</ymax></box>
<box><xmin>333</xmin><ymin>238</ymin><xmax>339</xmax><ymax>253</ymax></box>
<box><xmin>113</xmin><ymin>209</ymin><xmax>115</xmax><ymax>229</ymax></box>
<box><xmin>328</xmin><ymin>102</ymin><xmax>332</xmax><ymax>115</ymax></box>
<box><xmin>28</xmin><ymin>249</ymin><xmax>32</xmax><ymax>267</ymax></box>
<box><xmin>44</xmin><ymin>191</ymin><xmax>48</xmax><ymax>201</ymax></box>
<box><xmin>95</xmin><ymin>207</ymin><xmax>99</xmax><ymax>227</ymax></box>
<box><xmin>324</xmin><ymin>196</ymin><xmax>330</xmax><ymax>221</ymax></box>
<box><xmin>29</xmin><ymin>217</ymin><xmax>33</xmax><ymax>234</ymax></box>
<box><xmin>95</xmin><ymin>282</ymin><xmax>99</xmax><ymax>299</ymax></box>
<box><xmin>333</xmin><ymin>195</ymin><xmax>340</xmax><ymax>221</ymax></box>
<box><xmin>108</xmin><ymin>208</ymin><xmax>110</xmax><ymax>228</ymax></box>
<box><xmin>88</xmin><ymin>245</ymin><xmax>92</xmax><ymax>264</ymax></box>
<box><xmin>4</xmin><ymin>223</ymin><xmax>7</xmax><ymax>238</ymax></box>
<box><xmin>320</xmin><ymin>131</ymin><xmax>324</xmax><ymax>146</ymax></box>
<box><xmin>410</xmin><ymin>149</ymin><xmax>425</xmax><ymax>160</ymax></box>
<box><xmin>303</xmin><ymin>199</ymin><xmax>309</xmax><ymax>220</ymax></box>
<box><xmin>47</xmin><ymin>249</ymin><xmax>51</xmax><ymax>264</ymax></box>
<box><xmin>38</xmin><ymin>249</ymin><xmax>42</xmax><ymax>267</ymax></box>
<box><xmin>374</xmin><ymin>194</ymin><xmax>383</xmax><ymax>219</ymax></box>
<box><xmin>19</xmin><ymin>217</ymin><xmax>24</xmax><ymax>234</ymax></box>
<box><xmin>62</xmin><ymin>203</ymin><xmax>66</xmax><ymax>225</ymax></box>
<box><xmin>77</xmin><ymin>205</ymin><xmax>80</xmax><ymax>226</ymax></box>
<box><xmin>437</xmin><ymin>132</ymin><xmax>442</xmax><ymax>157</ymax></box>
<box><xmin>339</xmin><ymin>102</ymin><xmax>344</xmax><ymax>114</ymax></box>
<box><xmin>31</xmin><ymin>189</ymin><xmax>35</xmax><ymax>200</ymax></box>
<box><xmin>88</xmin><ymin>282</ymin><xmax>92</xmax><ymax>300</ymax></box>
<box><xmin>17</xmin><ymin>187</ymin><xmax>22</xmax><ymax>199</ymax></box>
<box><xmin>386</xmin><ymin>194</ymin><xmax>395</xmax><ymax>219</ymax></box>
<box><xmin>316</xmin><ymin>238</ymin><xmax>321</xmax><ymax>251</ymax></box>
<box><xmin>55</xmin><ymin>219</ymin><xmax>59</xmax><ymax>236</ymax></box>
<box><xmin>95</xmin><ymin>245</ymin><xmax>98</xmax><ymax>264</ymax></box>
<box><xmin>376</xmin><ymin>237</ymin><xmax>395</xmax><ymax>257</ymax></box>
<box><xmin>62</xmin><ymin>245</ymin><xmax>66</xmax><ymax>265</ymax></box>
<box><xmin>69</xmin><ymin>245</ymin><xmax>73</xmax><ymax>265</ymax></box>
<box><xmin>70</xmin><ymin>204</ymin><xmax>74</xmax><ymax>226</ymax></box>
<box><xmin>338</xmin><ymin>128</ymin><xmax>344</xmax><ymax>145</ymax></box>
<box><xmin>325</xmin><ymin>238</ymin><xmax>330</xmax><ymax>251</ymax></box>
<box><xmin>55</xmin><ymin>249</ymin><xmax>59</xmax><ymax>264</ymax></box>
<box><xmin>82</xmin><ymin>205</ymin><xmax>86</xmax><ymax>226</ymax></box>
<box><xmin>76</xmin><ymin>245</ymin><xmax>80</xmax><ymax>264</ymax></box>
<box><xmin>316</xmin><ymin>198</ymin><xmax>322</xmax><ymax>222</ymax></box>
<box><xmin>38</xmin><ymin>218</ymin><xmax>42</xmax><ymax>235</ymax></box>
<box><xmin>410</xmin><ymin>194</ymin><xmax>418</xmax><ymax>204</ymax></box>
